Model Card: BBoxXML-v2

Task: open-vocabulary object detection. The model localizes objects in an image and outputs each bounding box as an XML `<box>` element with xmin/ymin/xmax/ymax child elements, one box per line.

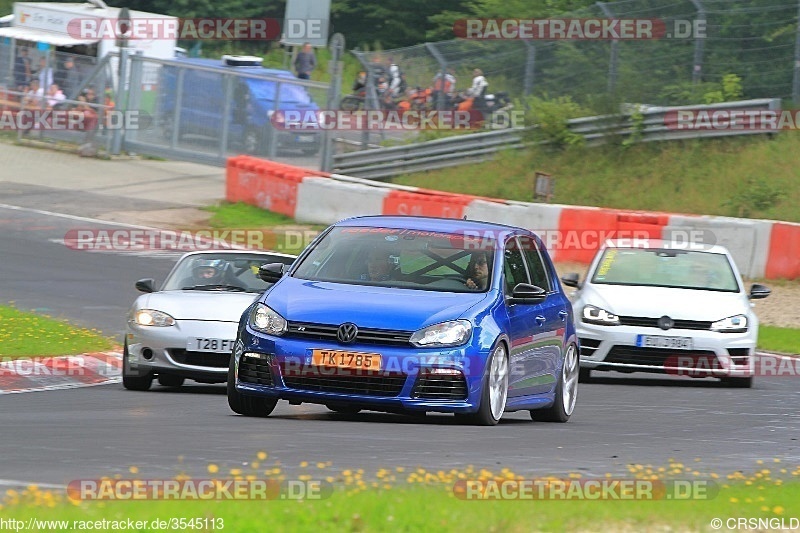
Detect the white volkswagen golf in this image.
<box><xmin>561</xmin><ymin>240</ymin><xmax>771</xmax><ymax>387</ymax></box>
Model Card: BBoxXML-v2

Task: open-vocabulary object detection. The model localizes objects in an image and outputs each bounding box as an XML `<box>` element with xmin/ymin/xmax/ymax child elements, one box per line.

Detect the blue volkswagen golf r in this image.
<box><xmin>228</xmin><ymin>216</ymin><xmax>579</xmax><ymax>425</ymax></box>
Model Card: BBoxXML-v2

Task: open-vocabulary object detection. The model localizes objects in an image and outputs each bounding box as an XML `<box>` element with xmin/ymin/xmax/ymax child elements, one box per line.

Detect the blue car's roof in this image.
<box><xmin>167</xmin><ymin>58</ymin><xmax>295</xmax><ymax>78</ymax></box>
<box><xmin>335</xmin><ymin>215</ymin><xmax>535</xmax><ymax>235</ymax></box>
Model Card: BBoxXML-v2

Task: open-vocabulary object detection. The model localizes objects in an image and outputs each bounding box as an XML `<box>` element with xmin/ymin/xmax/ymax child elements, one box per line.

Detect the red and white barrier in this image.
<box><xmin>225</xmin><ymin>156</ymin><xmax>799</xmax><ymax>280</ymax></box>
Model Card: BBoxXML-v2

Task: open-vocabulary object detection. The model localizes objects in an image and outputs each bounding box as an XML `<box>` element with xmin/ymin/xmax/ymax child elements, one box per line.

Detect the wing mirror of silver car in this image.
<box><xmin>258</xmin><ymin>263</ymin><xmax>287</xmax><ymax>283</ymax></box>
<box><xmin>749</xmin><ymin>284</ymin><xmax>771</xmax><ymax>299</ymax></box>
<box><xmin>135</xmin><ymin>278</ymin><xmax>155</xmax><ymax>293</ymax></box>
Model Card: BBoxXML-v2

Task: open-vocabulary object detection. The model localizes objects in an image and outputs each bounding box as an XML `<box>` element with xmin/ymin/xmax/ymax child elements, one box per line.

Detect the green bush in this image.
<box><xmin>524</xmin><ymin>94</ymin><xmax>589</xmax><ymax>149</ymax></box>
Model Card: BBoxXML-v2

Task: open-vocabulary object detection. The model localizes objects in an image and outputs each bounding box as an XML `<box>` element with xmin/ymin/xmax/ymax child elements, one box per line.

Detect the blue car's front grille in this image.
<box><xmin>285</xmin><ymin>321</ymin><xmax>413</xmax><ymax>346</ymax></box>
<box><xmin>238</xmin><ymin>354</ymin><xmax>274</xmax><ymax>386</ymax></box>
<box><xmin>280</xmin><ymin>364</ymin><xmax>407</xmax><ymax>396</ymax></box>
<box><xmin>411</xmin><ymin>370</ymin><xmax>468</xmax><ymax>400</ymax></box>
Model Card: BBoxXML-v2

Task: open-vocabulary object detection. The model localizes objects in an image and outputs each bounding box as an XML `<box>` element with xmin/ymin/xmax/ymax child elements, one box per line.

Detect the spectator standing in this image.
<box><xmin>14</xmin><ymin>47</ymin><xmax>31</xmax><ymax>92</ymax></box>
<box><xmin>37</xmin><ymin>57</ymin><xmax>54</xmax><ymax>92</ymax></box>
<box><xmin>57</xmin><ymin>57</ymin><xmax>80</xmax><ymax>98</ymax></box>
<box><xmin>293</xmin><ymin>43</ymin><xmax>316</xmax><ymax>80</ymax></box>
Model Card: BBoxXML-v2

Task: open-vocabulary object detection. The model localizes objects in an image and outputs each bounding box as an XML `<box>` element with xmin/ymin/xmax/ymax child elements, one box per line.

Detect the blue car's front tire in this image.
<box><xmin>457</xmin><ymin>343</ymin><xmax>509</xmax><ymax>426</ymax></box>
<box><xmin>227</xmin><ymin>355</ymin><xmax>278</xmax><ymax>417</ymax></box>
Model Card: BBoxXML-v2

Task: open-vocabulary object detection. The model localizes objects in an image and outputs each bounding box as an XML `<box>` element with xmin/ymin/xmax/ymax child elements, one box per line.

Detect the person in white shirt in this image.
<box><xmin>46</xmin><ymin>83</ymin><xmax>66</xmax><ymax>109</ymax></box>
<box><xmin>37</xmin><ymin>57</ymin><xmax>54</xmax><ymax>91</ymax></box>
<box><xmin>22</xmin><ymin>79</ymin><xmax>44</xmax><ymax>107</ymax></box>
<box><xmin>466</xmin><ymin>68</ymin><xmax>488</xmax><ymax>98</ymax></box>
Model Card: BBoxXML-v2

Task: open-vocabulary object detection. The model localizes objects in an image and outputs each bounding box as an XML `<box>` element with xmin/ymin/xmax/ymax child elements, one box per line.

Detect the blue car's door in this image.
<box><xmin>503</xmin><ymin>236</ymin><xmax>555</xmax><ymax>398</ymax></box>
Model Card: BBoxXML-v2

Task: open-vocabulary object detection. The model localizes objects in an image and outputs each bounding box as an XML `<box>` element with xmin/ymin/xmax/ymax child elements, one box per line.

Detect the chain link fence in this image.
<box><xmin>344</xmin><ymin>0</ymin><xmax>800</xmax><ymax>115</ymax></box>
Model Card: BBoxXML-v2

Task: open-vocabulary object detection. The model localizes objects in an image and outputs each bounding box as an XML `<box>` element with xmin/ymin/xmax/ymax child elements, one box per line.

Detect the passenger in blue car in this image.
<box><xmin>360</xmin><ymin>247</ymin><xmax>396</xmax><ymax>281</ymax></box>
<box><xmin>465</xmin><ymin>251</ymin><xmax>490</xmax><ymax>290</ymax></box>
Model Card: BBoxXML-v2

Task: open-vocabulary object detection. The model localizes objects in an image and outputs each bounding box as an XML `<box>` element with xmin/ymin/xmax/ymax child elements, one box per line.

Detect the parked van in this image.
<box><xmin>158</xmin><ymin>56</ymin><xmax>322</xmax><ymax>155</ymax></box>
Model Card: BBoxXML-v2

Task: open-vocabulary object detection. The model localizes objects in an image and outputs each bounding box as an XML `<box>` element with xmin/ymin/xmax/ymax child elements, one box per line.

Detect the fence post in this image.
<box><xmin>266</xmin><ymin>79</ymin><xmax>281</xmax><ymax>160</ymax></box>
<box><xmin>170</xmin><ymin>67</ymin><xmax>184</xmax><ymax>149</ymax></box>
<box><xmin>596</xmin><ymin>2</ymin><xmax>618</xmax><ymax>95</ymax></box>
<box><xmin>110</xmin><ymin>47</ymin><xmax>128</xmax><ymax>155</ymax></box>
<box><xmin>124</xmin><ymin>51</ymin><xmax>144</xmax><ymax>146</ymax></box>
<box><xmin>425</xmin><ymin>42</ymin><xmax>449</xmax><ymax>110</ymax></box>
<box><xmin>219</xmin><ymin>73</ymin><xmax>233</xmax><ymax>158</ymax></box>
<box><xmin>322</xmin><ymin>33</ymin><xmax>345</xmax><ymax>173</ymax></box>
<box><xmin>794</xmin><ymin>0</ymin><xmax>800</xmax><ymax>104</ymax></box>
<box><xmin>523</xmin><ymin>40</ymin><xmax>536</xmax><ymax>97</ymax></box>
<box><xmin>690</xmin><ymin>0</ymin><xmax>706</xmax><ymax>85</ymax></box>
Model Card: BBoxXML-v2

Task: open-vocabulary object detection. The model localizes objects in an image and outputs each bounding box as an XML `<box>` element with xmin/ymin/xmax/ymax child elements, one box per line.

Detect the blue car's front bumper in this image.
<box><xmin>234</xmin><ymin>329</ymin><xmax>492</xmax><ymax>414</ymax></box>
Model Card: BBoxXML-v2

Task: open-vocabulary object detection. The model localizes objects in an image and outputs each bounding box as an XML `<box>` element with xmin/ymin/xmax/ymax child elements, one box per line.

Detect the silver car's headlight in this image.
<box><xmin>711</xmin><ymin>314</ymin><xmax>748</xmax><ymax>333</ymax></box>
<box><xmin>582</xmin><ymin>305</ymin><xmax>620</xmax><ymax>326</ymax></box>
<box><xmin>250</xmin><ymin>303</ymin><xmax>287</xmax><ymax>336</ymax></box>
<box><xmin>410</xmin><ymin>320</ymin><xmax>471</xmax><ymax>347</ymax></box>
<box><xmin>134</xmin><ymin>309</ymin><xmax>175</xmax><ymax>327</ymax></box>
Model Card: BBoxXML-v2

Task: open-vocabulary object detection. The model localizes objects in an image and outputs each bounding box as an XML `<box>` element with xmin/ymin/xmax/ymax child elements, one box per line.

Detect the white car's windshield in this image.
<box><xmin>162</xmin><ymin>253</ymin><xmax>294</xmax><ymax>292</ymax></box>
<box><xmin>291</xmin><ymin>226</ymin><xmax>495</xmax><ymax>292</ymax></box>
<box><xmin>591</xmin><ymin>248</ymin><xmax>740</xmax><ymax>292</ymax></box>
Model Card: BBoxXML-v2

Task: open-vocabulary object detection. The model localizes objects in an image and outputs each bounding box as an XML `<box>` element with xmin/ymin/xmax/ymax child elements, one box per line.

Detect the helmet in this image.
<box><xmin>192</xmin><ymin>258</ymin><xmax>226</xmax><ymax>283</ymax></box>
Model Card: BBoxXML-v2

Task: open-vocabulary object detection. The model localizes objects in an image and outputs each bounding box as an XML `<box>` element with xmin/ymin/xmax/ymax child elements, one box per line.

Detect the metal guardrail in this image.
<box><xmin>332</xmin><ymin>98</ymin><xmax>781</xmax><ymax>180</ymax></box>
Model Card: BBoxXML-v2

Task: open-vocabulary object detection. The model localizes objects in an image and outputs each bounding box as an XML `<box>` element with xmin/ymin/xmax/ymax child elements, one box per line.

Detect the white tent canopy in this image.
<box><xmin>0</xmin><ymin>25</ymin><xmax>100</xmax><ymax>46</ymax></box>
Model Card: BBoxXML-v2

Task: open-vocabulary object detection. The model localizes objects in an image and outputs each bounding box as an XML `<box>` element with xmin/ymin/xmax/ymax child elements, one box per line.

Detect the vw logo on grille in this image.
<box><xmin>658</xmin><ymin>316</ymin><xmax>674</xmax><ymax>331</ymax></box>
<box><xmin>337</xmin><ymin>322</ymin><xmax>359</xmax><ymax>344</ymax></box>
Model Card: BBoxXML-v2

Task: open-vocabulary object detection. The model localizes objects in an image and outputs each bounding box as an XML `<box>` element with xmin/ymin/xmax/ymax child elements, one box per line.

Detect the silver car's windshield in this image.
<box><xmin>591</xmin><ymin>248</ymin><xmax>740</xmax><ymax>292</ymax></box>
<box><xmin>291</xmin><ymin>226</ymin><xmax>495</xmax><ymax>292</ymax></box>
<box><xmin>162</xmin><ymin>253</ymin><xmax>294</xmax><ymax>292</ymax></box>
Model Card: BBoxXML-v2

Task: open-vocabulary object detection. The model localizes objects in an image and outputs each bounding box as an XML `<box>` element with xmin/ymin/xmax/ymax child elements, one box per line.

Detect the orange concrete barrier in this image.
<box><xmin>555</xmin><ymin>207</ymin><xmax>619</xmax><ymax>263</ymax></box>
<box><xmin>382</xmin><ymin>191</ymin><xmax>474</xmax><ymax>219</ymax></box>
<box><xmin>766</xmin><ymin>222</ymin><xmax>800</xmax><ymax>279</ymax></box>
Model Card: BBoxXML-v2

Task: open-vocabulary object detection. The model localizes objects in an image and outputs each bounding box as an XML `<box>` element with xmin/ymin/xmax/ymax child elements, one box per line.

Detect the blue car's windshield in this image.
<box><xmin>291</xmin><ymin>227</ymin><xmax>495</xmax><ymax>292</ymax></box>
<box><xmin>591</xmin><ymin>248</ymin><xmax>740</xmax><ymax>292</ymax></box>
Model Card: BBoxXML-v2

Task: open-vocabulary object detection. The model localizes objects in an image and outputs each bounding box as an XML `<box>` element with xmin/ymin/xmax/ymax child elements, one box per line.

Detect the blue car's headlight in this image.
<box><xmin>250</xmin><ymin>303</ymin><xmax>287</xmax><ymax>336</ymax></box>
<box><xmin>582</xmin><ymin>305</ymin><xmax>619</xmax><ymax>326</ymax></box>
<box><xmin>134</xmin><ymin>309</ymin><xmax>175</xmax><ymax>327</ymax></box>
<box><xmin>711</xmin><ymin>314</ymin><xmax>748</xmax><ymax>333</ymax></box>
<box><xmin>410</xmin><ymin>320</ymin><xmax>472</xmax><ymax>347</ymax></box>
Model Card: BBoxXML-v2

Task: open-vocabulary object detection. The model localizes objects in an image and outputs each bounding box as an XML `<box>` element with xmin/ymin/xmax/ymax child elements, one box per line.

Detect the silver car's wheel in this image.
<box><xmin>531</xmin><ymin>343</ymin><xmax>578</xmax><ymax>423</ymax></box>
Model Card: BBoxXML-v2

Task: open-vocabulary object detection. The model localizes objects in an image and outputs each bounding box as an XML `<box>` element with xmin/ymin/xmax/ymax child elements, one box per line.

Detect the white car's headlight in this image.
<box><xmin>410</xmin><ymin>320</ymin><xmax>472</xmax><ymax>347</ymax></box>
<box><xmin>134</xmin><ymin>309</ymin><xmax>175</xmax><ymax>327</ymax></box>
<box><xmin>250</xmin><ymin>303</ymin><xmax>287</xmax><ymax>336</ymax></box>
<box><xmin>711</xmin><ymin>314</ymin><xmax>748</xmax><ymax>333</ymax></box>
<box><xmin>582</xmin><ymin>305</ymin><xmax>620</xmax><ymax>326</ymax></box>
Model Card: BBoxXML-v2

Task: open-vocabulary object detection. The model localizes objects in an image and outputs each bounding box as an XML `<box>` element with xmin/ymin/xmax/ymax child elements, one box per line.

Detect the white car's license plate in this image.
<box><xmin>188</xmin><ymin>338</ymin><xmax>235</xmax><ymax>353</ymax></box>
<box><xmin>636</xmin><ymin>335</ymin><xmax>693</xmax><ymax>350</ymax></box>
<box><xmin>296</xmin><ymin>134</ymin><xmax>315</xmax><ymax>142</ymax></box>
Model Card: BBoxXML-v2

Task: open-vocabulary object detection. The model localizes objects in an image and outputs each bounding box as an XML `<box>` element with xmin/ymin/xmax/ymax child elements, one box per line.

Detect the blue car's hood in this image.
<box><xmin>265</xmin><ymin>277</ymin><xmax>491</xmax><ymax>330</ymax></box>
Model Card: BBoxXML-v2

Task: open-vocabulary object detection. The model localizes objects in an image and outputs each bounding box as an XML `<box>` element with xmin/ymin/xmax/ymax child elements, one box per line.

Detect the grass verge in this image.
<box><xmin>0</xmin><ymin>305</ymin><xmax>115</xmax><ymax>358</ymax></box>
<box><xmin>391</xmin><ymin>133</ymin><xmax>800</xmax><ymax>223</ymax></box>
<box><xmin>205</xmin><ymin>202</ymin><xmax>324</xmax><ymax>256</ymax></box>
<box><xmin>1</xmin><ymin>470</ymin><xmax>797</xmax><ymax>532</ymax></box>
<box><xmin>758</xmin><ymin>325</ymin><xmax>800</xmax><ymax>355</ymax></box>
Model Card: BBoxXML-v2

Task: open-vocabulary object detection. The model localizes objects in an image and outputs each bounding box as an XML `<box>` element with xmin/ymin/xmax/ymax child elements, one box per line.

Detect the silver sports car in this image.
<box><xmin>123</xmin><ymin>250</ymin><xmax>296</xmax><ymax>390</ymax></box>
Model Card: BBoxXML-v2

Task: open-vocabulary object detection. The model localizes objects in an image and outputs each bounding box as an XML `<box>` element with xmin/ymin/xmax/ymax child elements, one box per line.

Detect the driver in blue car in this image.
<box><xmin>360</xmin><ymin>248</ymin><xmax>395</xmax><ymax>281</ymax></box>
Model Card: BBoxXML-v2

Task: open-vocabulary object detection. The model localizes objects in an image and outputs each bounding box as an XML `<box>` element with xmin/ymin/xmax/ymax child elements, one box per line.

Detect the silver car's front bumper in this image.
<box><xmin>126</xmin><ymin>320</ymin><xmax>238</xmax><ymax>382</ymax></box>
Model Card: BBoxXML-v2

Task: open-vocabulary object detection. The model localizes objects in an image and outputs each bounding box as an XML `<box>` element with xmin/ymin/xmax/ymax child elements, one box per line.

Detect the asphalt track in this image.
<box><xmin>1</xmin><ymin>197</ymin><xmax>799</xmax><ymax>488</ymax></box>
